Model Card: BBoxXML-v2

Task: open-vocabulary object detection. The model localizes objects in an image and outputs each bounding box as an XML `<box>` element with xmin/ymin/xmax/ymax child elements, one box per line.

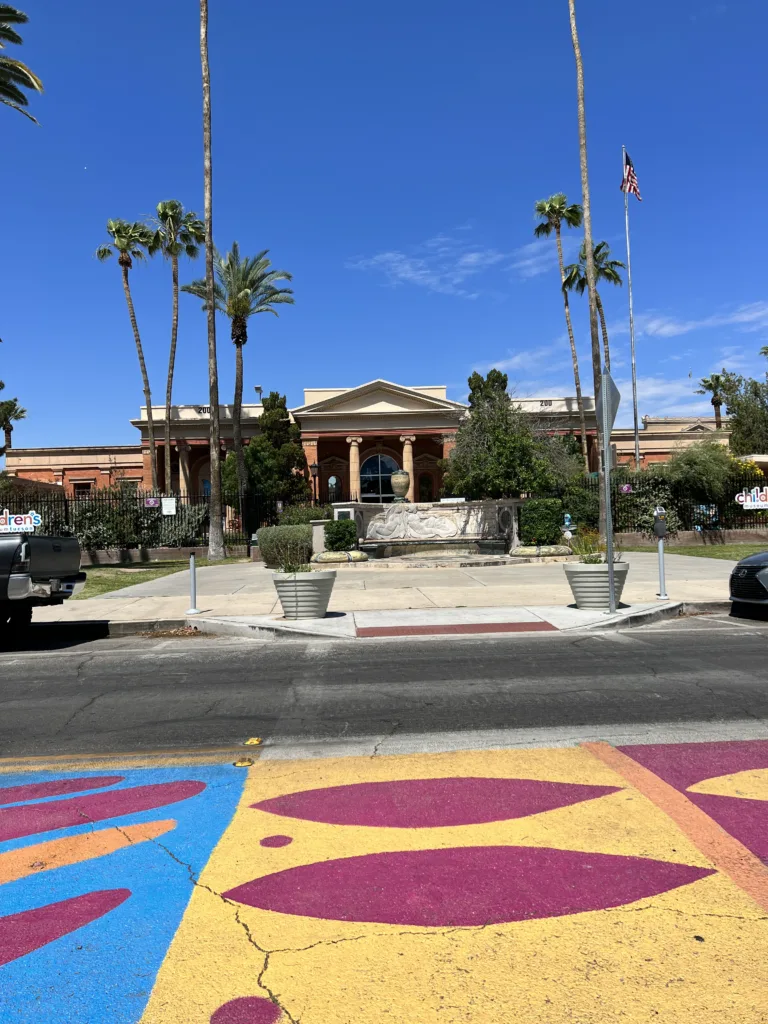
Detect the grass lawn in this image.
<box><xmin>624</xmin><ymin>543</ymin><xmax>768</xmax><ymax>561</ymax></box>
<box><xmin>76</xmin><ymin>557</ymin><xmax>248</xmax><ymax>599</ymax></box>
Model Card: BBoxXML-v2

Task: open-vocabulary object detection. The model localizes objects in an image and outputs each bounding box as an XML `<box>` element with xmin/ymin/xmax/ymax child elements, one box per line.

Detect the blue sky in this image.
<box><xmin>1</xmin><ymin>0</ymin><xmax>766</xmax><ymax>451</ymax></box>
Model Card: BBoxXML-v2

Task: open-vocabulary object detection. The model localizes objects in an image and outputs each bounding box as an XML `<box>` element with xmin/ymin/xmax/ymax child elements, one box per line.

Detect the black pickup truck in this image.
<box><xmin>0</xmin><ymin>534</ymin><xmax>86</xmax><ymax>635</ymax></box>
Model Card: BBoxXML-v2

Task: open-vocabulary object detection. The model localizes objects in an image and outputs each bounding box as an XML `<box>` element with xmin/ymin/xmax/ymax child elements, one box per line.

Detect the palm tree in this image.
<box><xmin>0</xmin><ymin>4</ymin><xmax>42</xmax><ymax>122</ymax></box>
<box><xmin>183</xmin><ymin>244</ymin><xmax>294</xmax><ymax>494</ymax></box>
<box><xmin>0</xmin><ymin>396</ymin><xmax>26</xmax><ymax>450</ymax></box>
<box><xmin>534</xmin><ymin>193</ymin><xmax>588</xmax><ymax>473</ymax></box>
<box><xmin>563</xmin><ymin>241</ymin><xmax>625</xmax><ymax>371</ymax></box>
<box><xmin>696</xmin><ymin>372</ymin><xmax>727</xmax><ymax>430</ymax></box>
<box><xmin>150</xmin><ymin>201</ymin><xmax>206</xmax><ymax>493</ymax></box>
<box><xmin>96</xmin><ymin>219</ymin><xmax>159</xmax><ymax>491</ymax></box>
<box><xmin>199</xmin><ymin>0</ymin><xmax>224</xmax><ymax>560</ymax></box>
<box><xmin>760</xmin><ymin>346</ymin><xmax>768</xmax><ymax>360</ymax></box>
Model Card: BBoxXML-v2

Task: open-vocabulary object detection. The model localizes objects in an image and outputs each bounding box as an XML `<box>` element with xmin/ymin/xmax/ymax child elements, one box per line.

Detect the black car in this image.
<box><xmin>729</xmin><ymin>551</ymin><xmax>768</xmax><ymax>609</ymax></box>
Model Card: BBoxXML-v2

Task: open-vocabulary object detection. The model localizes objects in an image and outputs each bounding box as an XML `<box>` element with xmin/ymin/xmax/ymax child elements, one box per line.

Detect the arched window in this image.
<box><xmin>418</xmin><ymin>472</ymin><xmax>434</xmax><ymax>502</ymax></box>
<box><xmin>327</xmin><ymin>474</ymin><xmax>341</xmax><ymax>503</ymax></box>
<box><xmin>360</xmin><ymin>454</ymin><xmax>399</xmax><ymax>503</ymax></box>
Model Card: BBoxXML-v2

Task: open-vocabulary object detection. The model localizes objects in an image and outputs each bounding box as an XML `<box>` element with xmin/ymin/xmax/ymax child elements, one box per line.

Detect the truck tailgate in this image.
<box><xmin>29</xmin><ymin>536</ymin><xmax>81</xmax><ymax>579</ymax></box>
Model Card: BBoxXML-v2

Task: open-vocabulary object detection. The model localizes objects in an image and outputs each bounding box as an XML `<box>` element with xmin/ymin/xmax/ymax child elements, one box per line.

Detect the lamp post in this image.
<box><xmin>309</xmin><ymin>462</ymin><xmax>319</xmax><ymax>504</ymax></box>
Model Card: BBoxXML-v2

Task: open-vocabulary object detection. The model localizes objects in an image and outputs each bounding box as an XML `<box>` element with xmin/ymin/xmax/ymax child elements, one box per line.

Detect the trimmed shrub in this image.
<box><xmin>613</xmin><ymin>476</ymin><xmax>682</xmax><ymax>535</ymax></box>
<box><xmin>325</xmin><ymin>518</ymin><xmax>357</xmax><ymax>552</ymax></box>
<box><xmin>561</xmin><ymin>486</ymin><xmax>600</xmax><ymax>532</ymax></box>
<box><xmin>278</xmin><ymin>503</ymin><xmax>333</xmax><ymax>526</ymax></box>
<box><xmin>256</xmin><ymin>525</ymin><xmax>312</xmax><ymax>569</ymax></box>
<box><xmin>520</xmin><ymin>498</ymin><xmax>563</xmax><ymax>545</ymax></box>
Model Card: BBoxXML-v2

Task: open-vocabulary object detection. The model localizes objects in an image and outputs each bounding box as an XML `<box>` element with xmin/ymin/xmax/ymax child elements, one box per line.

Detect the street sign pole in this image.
<box><xmin>600</xmin><ymin>371</ymin><xmax>617</xmax><ymax>614</ymax></box>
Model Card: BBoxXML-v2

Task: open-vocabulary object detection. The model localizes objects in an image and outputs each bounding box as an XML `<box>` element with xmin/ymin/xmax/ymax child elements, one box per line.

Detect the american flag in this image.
<box><xmin>621</xmin><ymin>150</ymin><xmax>642</xmax><ymax>201</ymax></box>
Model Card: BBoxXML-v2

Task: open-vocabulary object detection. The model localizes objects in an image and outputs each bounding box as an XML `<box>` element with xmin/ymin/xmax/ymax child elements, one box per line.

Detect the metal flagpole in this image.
<box><xmin>622</xmin><ymin>145</ymin><xmax>641</xmax><ymax>469</ymax></box>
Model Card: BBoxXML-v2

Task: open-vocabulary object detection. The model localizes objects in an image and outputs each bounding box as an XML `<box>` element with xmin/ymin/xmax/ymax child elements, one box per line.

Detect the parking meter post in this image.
<box><xmin>601</xmin><ymin>372</ymin><xmax>617</xmax><ymax>614</ymax></box>
<box><xmin>657</xmin><ymin>538</ymin><xmax>668</xmax><ymax>601</ymax></box>
<box><xmin>652</xmin><ymin>508</ymin><xmax>669</xmax><ymax>601</ymax></box>
<box><xmin>186</xmin><ymin>552</ymin><xmax>200</xmax><ymax>615</ymax></box>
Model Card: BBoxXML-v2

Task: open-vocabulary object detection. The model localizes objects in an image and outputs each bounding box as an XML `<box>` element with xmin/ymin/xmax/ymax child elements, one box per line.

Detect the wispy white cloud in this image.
<box><xmin>637</xmin><ymin>301</ymin><xmax>768</xmax><ymax>338</ymax></box>
<box><xmin>507</xmin><ymin>236</ymin><xmax>580</xmax><ymax>280</ymax></box>
<box><xmin>347</xmin><ymin>233</ymin><xmax>507</xmax><ymax>298</ymax></box>
<box><xmin>474</xmin><ymin>341</ymin><xmax>572</xmax><ymax>377</ymax></box>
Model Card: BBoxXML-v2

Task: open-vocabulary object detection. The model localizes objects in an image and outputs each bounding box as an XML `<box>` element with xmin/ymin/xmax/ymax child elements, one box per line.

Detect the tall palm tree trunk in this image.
<box><xmin>596</xmin><ymin>292</ymin><xmax>610</xmax><ymax>372</ymax></box>
<box><xmin>232</xmin><ymin>340</ymin><xmax>248</xmax><ymax>495</ymax></box>
<box><xmin>556</xmin><ymin>226</ymin><xmax>589</xmax><ymax>474</ymax></box>
<box><xmin>164</xmin><ymin>253</ymin><xmax>180</xmax><ymax>494</ymax></box>
<box><xmin>3</xmin><ymin>427</ymin><xmax>11</xmax><ymax>450</ymax></box>
<box><xmin>568</xmin><ymin>0</ymin><xmax>605</xmax><ymax>534</ymax></box>
<box><xmin>200</xmin><ymin>0</ymin><xmax>224</xmax><ymax>559</ymax></box>
<box><xmin>121</xmin><ymin>264</ymin><xmax>158</xmax><ymax>491</ymax></box>
<box><xmin>713</xmin><ymin>401</ymin><xmax>722</xmax><ymax>430</ymax></box>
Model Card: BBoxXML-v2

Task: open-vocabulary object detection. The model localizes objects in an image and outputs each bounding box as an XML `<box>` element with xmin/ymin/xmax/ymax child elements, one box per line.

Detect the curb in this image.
<box><xmin>187</xmin><ymin>616</ymin><xmax>356</xmax><ymax>642</ymax></box>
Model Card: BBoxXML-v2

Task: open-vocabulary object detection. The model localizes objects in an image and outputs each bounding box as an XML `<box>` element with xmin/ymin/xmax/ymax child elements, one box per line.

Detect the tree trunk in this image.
<box><xmin>164</xmin><ymin>253</ymin><xmax>179</xmax><ymax>494</ymax></box>
<box><xmin>232</xmin><ymin>339</ymin><xmax>248</xmax><ymax>496</ymax></box>
<box><xmin>556</xmin><ymin>226</ymin><xmax>589</xmax><ymax>474</ymax></box>
<box><xmin>200</xmin><ymin>0</ymin><xmax>224</xmax><ymax>560</ymax></box>
<box><xmin>596</xmin><ymin>291</ymin><xmax>610</xmax><ymax>372</ymax></box>
<box><xmin>3</xmin><ymin>426</ymin><xmax>11</xmax><ymax>450</ymax></box>
<box><xmin>121</xmin><ymin>264</ymin><xmax>158</xmax><ymax>491</ymax></box>
<box><xmin>714</xmin><ymin>400</ymin><xmax>722</xmax><ymax>430</ymax></box>
<box><xmin>568</xmin><ymin>0</ymin><xmax>605</xmax><ymax>535</ymax></box>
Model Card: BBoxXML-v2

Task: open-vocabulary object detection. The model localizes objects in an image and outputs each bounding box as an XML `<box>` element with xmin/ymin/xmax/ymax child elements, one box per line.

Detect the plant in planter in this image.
<box><xmin>257</xmin><ymin>524</ymin><xmax>336</xmax><ymax>619</ymax></box>
<box><xmin>563</xmin><ymin>530</ymin><xmax>630</xmax><ymax>609</ymax></box>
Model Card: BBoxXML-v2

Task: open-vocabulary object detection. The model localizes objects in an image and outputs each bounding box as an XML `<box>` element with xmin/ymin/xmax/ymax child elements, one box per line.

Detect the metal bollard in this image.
<box><xmin>186</xmin><ymin>552</ymin><xmax>200</xmax><ymax>615</ymax></box>
<box><xmin>657</xmin><ymin>537</ymin><xmax>668</xmax><ymax>601</ymax></box>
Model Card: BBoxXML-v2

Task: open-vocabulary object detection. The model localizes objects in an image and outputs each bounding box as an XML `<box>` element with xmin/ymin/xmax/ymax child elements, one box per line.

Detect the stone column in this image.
<box><xmin>175</xmin><ymin>443</ymin><xmax>191</xmax><ymax>497</ymax></box>
<box><xmin>346</xmin><ymin>436</ymin><xmax>363</xmax><ymax>501</ymax></box>
<box><xmin>400</xmin><ymin>434</ymin><xmax>416</xmax><ymax>501</ymax></box>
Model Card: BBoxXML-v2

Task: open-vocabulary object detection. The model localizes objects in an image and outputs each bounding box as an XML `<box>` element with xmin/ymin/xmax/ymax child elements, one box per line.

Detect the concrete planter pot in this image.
<box><xmin>272</xmin><ymin>569</ymin><xmax>336</xmax><ymax>619</ymax></box>
<box><xmin>563</xmin><ymin>561</ymin><xmax>630</xmax><ymax>610</ymax></box>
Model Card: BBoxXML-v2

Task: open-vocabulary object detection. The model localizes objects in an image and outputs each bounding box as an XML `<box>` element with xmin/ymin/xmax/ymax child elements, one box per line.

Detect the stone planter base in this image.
<box><xmin>564</xmin><ymin>561</ymin><xmax>630</xmax><ymax>610</ymax></box>
<box><xmin>272</xmin><ymin>569</ymin><xmax>336</xmax><ymax>619</ymax></box>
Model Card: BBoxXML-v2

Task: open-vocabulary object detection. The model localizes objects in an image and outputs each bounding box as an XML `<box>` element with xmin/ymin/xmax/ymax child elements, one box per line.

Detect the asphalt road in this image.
<box><xmin>0</xmin><ymin>613</ymin><xmax>766</xmax><ymax>758</ymax></box>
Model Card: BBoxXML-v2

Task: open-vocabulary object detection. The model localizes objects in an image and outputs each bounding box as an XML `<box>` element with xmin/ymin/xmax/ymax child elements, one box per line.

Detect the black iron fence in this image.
<box><xmin>538</xmin><ymin>473</ymin><xmax>768</xmax><ymax>534</ymax></box>
<box><xmin>0</xmin><ymin>491</ymin><xmax>284</xmax><ymax>550</ymax></box>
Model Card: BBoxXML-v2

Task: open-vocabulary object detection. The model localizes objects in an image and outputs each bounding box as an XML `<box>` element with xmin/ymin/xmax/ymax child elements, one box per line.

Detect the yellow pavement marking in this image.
<box><xmin>0</xmin><ymin>745</ymin><xmax>257</xmax><ymax>773</ymax></box>
<box><xmin>139</xmin><ymin>745</ymin><xmax>768</xmax><ymax>1023</ymax></box>
<box><xmin>688</xmin><ymin>767</ymin><xmax>768</xmax><ymax>801</ymax></box>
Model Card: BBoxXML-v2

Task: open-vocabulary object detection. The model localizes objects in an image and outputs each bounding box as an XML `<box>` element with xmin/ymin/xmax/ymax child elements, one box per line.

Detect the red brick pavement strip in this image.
<box><xmin>356</xmin><ymin>622</ymin><xmax>559</xmax><ymax>638</ymax></box>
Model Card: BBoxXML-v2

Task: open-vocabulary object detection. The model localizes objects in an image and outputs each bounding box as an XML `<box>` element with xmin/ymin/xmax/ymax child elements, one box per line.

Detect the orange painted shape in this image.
<box><xmin>583</xmin><ymin>741</ymin><xmax>768</xmax><ymax>914</ymax></box>
<box><xmin>0</xmin><ymin>819</ymin><xmax>176</xmax><ymax>885</ymax></box>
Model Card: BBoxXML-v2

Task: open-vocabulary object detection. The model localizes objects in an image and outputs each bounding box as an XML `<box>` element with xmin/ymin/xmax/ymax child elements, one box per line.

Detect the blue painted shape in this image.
<box><xmin>0</xmin><ymin>765</ymin><xmax>245</xmax><ymax>1023</ymax></box>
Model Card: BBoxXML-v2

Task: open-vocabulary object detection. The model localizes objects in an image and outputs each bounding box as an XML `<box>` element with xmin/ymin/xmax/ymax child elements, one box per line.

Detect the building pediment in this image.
<box><xmin>292</xmin><ymin>380</ymin><xmax>467</xmax><ymax>419</ymax></box>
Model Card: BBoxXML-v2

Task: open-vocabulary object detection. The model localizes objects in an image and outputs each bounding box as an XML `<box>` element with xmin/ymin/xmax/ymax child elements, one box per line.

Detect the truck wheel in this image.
<box><xmin>9</xmin><ymin>605</ymin><xmax>33</xmax><ymax>631</ymax></box>
<box><xmin>0</xmin><ymin>604</ymin><xmax>12</xmax><ymax>644</ymax></box>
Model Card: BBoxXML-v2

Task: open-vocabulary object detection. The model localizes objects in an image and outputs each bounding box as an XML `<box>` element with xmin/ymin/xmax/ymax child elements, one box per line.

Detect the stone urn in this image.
<box><xmin>390</xmin><ymin>469</ymin><xmax>410</xmax><ymax>502</ymax></box>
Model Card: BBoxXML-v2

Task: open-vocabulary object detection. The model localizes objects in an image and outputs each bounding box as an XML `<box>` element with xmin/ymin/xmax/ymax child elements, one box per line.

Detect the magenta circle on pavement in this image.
<box><xmin>259</xmin><ymin>835</ymin><xmax>293</xmax><ymax>848</ymax></box>
<box><xmin>252</xmin><ymin>776</ymin><xmax>621</xmax><ymax>828</ymax></box>
<box><xmin>210</xmin><ymin>995</ymin><xmax>281</xmax><ymax>1024</ymax></box>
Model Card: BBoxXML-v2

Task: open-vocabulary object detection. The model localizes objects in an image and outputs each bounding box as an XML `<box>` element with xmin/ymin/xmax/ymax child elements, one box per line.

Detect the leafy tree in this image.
<box><xmin>198</xmin><ymin>0</ymin><xmax>224</xmax><ymax>559</ymax></box>
<box><xmin>222</xmin><ymin>391</ymin><xmax>309</xmax><ymax>503</ymax></box>
<box><xmin>0</xmin><ymin>395</ymin><xmax>25</xmax><ymax>451</ymax></box>
<box><xmin>96</xmin><ymin>219</ymin><xmax>158</xmax><ymax>490</ymax></box>
<box><xmin>721</xmin><ymin>371</ymin><xmax>768</xmax><ymax>456</ymax></box>
<box><xmin>183</xmin><ymin>243</ymin><xmax>294</xmax><ymax>495</ymax></box>
<box><xmin>150</xmin><ymin>201</ymin><xmax>205</xmax><ymax>492</ymax></box>
<box><xmin>0</xmin><ymin>4</ymin><xmax>42</xmax><ymax>123</ymax></box>
<box><xmin>666</xmin><ymin>439</ymin><xmax>734</xmax><ymax>501</ymax></box>
<box><xmin>695</xmin><ymin>372</ymin><xmax>727</xmax><ymax>430</ymax></box>
<box><xmin>442</xmin><ymin>372</ymin><xmax>557</xmax><ymax>499</ymax></box>
<box><xmin>534</xmin><ymin>193</ymin><xmax>588</xmax><ymax>472</ymax></box>
<box><xmin>563</xmin><ymin>241</ymin><xmax>624</xmax><ymax>371</ymax></box>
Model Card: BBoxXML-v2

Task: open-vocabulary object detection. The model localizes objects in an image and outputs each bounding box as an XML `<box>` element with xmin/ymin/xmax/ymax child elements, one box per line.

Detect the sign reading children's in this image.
<box><xmin>735</xmin><ymin>486</ymin><xmax>768</xmax><ymax>509</ymax></box>
<box><xmin>0</xmin><ymin>509</ymin><xmax>43</xmax><ymax>533</ymax></box>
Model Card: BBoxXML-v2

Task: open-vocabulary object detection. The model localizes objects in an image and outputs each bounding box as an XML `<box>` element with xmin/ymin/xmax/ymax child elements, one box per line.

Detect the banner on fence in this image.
<box><xmin>735</xmin><ymin>486</ymin><xmax>768</xmax><ymax>509</ymax></box>
<box><xmin>0</xmin><ymin>508</ymin><xmax>42</xmax><ymax>533</ymax></box>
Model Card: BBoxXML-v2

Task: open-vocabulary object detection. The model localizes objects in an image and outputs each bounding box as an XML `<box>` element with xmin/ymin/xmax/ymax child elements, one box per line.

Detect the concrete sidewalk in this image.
<box><xmin>32</xmin><ymin>551</ymin><xmax>733</xmax><ymax>626</ymax></box>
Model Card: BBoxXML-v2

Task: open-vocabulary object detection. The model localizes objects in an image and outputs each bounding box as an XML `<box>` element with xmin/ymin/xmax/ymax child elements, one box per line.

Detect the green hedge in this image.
<box><xmin>520</xmin><ymin>499</ymin><xmax>563</xmax><ymax>545</ymax></box>
<box><xmin>325</xmin><ymin>519</ymin><xmax>357</xmax><ymax>552</ymax></box>
<box><xmin>278</xmin><ymin>503</ymin><xmax>334</xmax><ymax>526</ymax></box>
<box><xmin>561</xmin><ymin>487</ymin><xmax>600</xmax><ymax>532</ymax></box>
<box><xmin>256</xmin><ymin>525</ymin><xmax>312</xmax><ymax>569</ymax></box>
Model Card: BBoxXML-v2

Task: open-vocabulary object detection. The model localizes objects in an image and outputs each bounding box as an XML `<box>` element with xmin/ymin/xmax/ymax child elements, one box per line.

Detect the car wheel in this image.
<box><xmin>0</xmin><ymin>604</ymin><xmax>12</xmax><ymax>647</ymax></box>
<box><xmin>9</xmin><ymin>604</ymin><xmax>33</xmax><ymax>630</ymax></box>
